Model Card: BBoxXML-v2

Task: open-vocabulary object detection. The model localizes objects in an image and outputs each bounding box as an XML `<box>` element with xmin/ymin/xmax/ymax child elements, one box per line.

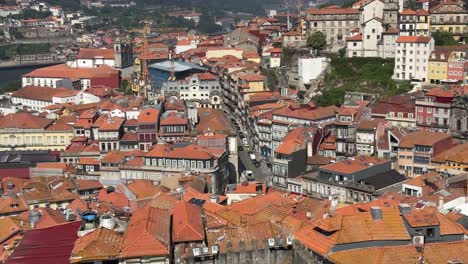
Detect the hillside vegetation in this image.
<box><xmin>313</xmin><ymin>57</ymin><xmax>412</xmax><ymax>106</ymax></box>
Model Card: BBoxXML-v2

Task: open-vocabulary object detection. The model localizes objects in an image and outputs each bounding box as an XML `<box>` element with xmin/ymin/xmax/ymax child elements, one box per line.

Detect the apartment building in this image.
<box><xmin>140</xmin><ymin>143</ymin><xmax>229</xmax><ymax>194</ymax></box>
<box><xmin>0</xmin><ymin>113</ymin><xmax>74</xmax><ymax>151</ymax></box>
<box><xmin>95</xmin><ymin>116</ymin><xmax>125</xmax><ymax>153</ymax></box>
<box><xmin>22</xmin><ymin>63</ymin><xmax>120</xmax><ymax>90</ymax></box>
<box><xmin>399</xmin><ymin>9</ymin><xmax>430</xmax><ymax>36</ymax></box>
<box><xmin>447</xmin><ymin>49</ymin><xmax>468</xmax><ymax>84</ymax></box>
<box><xmin>372</xmin><ymin>90</ymin><xmax>423</xmax><ymax>128</ymax></box>
<box><xmin>429</xmin><ymin>0</ymin><xmax>468</xmax><ymax>40</ymax></box>
<box><xmin>396</xmin><ymin>130</ymin><xmax>456</xmax><ymax>177</ymax></box>
<box><xmin>271</xmin><ymin>127</ymin><xmax>321</xmax><ymax>189</ymax></box>
<box><xmin>137</xmin><ymin>108</ymin><xmax>160</xmax><ymax>151</ymax></box>
<box><xmin>305</xmin><ymin>6</ymin><xmax>360</xmax><ymax>50</ymax></box>
<box><xmin>271</xmin><ymin>104</ymin><xmax>337</xmax><ymax>151</ymax></box>
<box><xmin>415</xmin><ymin>86</ymin><xmax>467</xmax><ymax>131</ymax></box>
<box><xmin>11</xmin><ymin>85</ymin><xmax>100</xmax><ymax>112</ymax></box>
<box><xmin>393</xmin><ymin>35</ymin><xmax>434</xmax><ymax>81</ymax></box>
<box><xmin>161</xmin><ymin>73</ymin><xmax>223</xmax><ymax>109</ymax></box>
<box><xmin>428</xmin><ymin>50</ymin><xmax>452</xmax><ymax>84</ymax></box>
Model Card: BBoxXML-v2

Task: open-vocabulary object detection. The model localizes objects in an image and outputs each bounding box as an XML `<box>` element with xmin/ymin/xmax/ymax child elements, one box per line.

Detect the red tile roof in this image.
<box><xmin>0</xmin><ymin>113</ymin><xmax>53</xmax><ymax>129</ymax></box>
<box><xmin>70</xmin><ymin>227</ymin><xmax>123</xmax><ymax>263</ymax></box>
<box><xmin>146</xmin><ymin>143</ymin><xmax>223</xmax><ymax>160</ymax></box>
<box><xmin>320</xmin><ymin>155</ymin><xmax>388</xmax><ymax>174</ymax></box>
<box><xmin>19</xmin><ymin>208</ymin><xmax>67</xmax><ymax>229</ymax></box>
<box><xmin>126</xmin><ymin>180</ymin><xmax>161</xmax><ymax>199</ymax></box>
<box><xmin>425</xmin><ymin>85</ymin><xmax>467</xmax><ymax>98</ymax></box>
<box><xmin>138</xmin><ymin>108</ymin><xmax>160</xmax><ymax>124</ymax></box>
<box><xmin>239</xmin><ymin>73</ymin><xmax>265</xmax><ymax>82</ymax></box>
<box><xmin>76</xmin><ymin>48</ymin><xmax>115</xmax><ymax>60</ymax></box>
<box><xmin>11</xmin><ymin>86</ymin><xmax>78</xmax><ymax>102</ymax></box>
<box><xmin>276</xmin><ymin>127</ymin><xmax>316</xmax><ymax>155</ymax></box>
<box><xmin>328</xmin><ymin>241</ymin><xmax>468</xmax><ymax>264</ymax></box>
<box><xmin>160</xmin><ymin>113</ymin><xmax>188</xmax><ymax>126</ymax></box>
<box><xmin>306</xmin><ymin>7</ymin><xmax>359</xmax><ymax>15</ymax></box>
<box><xmin>197</xmin><ymin>72</ymin><xmax>218</xmax><ymax>81</ymax></box>
<box><xmin>172</xmin><ymin>202</ymin><xmax>205</xmax><ymax>243</ymax></box>
<box><xmin>22</xmin><ymin>63</ymin><xmax>119</xmax><ymax>80</ymax></box>
<box><xmin>396</xmin><ymin>36</ymin><xmax>432</xmax><ymax>43</ymax></box>
<box><xmin>347</xmin><ymin>34</ymin><xmax>362</xmax><ymax>41</ymax></box>
<box><xmin>121</xmin><ymin>206</ymin><xmax>171</xmax><ymax>258</ymax></box>
<box><xmin>398</xmin><ymin>130</ymin><xmax>451</xmax><ymax>148</ymax></box>
<box><xmin>5</xmin><ymin>221</ymin><xmax>81</xmax><ymax>264</ymax></box>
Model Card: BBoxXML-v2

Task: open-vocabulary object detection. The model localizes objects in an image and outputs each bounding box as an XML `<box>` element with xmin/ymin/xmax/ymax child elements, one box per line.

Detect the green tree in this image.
<box><xmin>338</xmin><ymin>47</ymin><xmax>346</xmax><ymax>57</ymax></box>
<box><xmin>432</xmin><ymin>31</ymin><xmax>458</xmax><ymax>46</ymax></box>
<box><xmin>12</xmin><ymin>9</ymin><xmax>51</xmax><ymax>20</ymax></box>
<box><xmin>307</xmin><ymin>31</ymin><xmax>327</xmax><ymax>52</ymax></box>
<box><xmin>404</xmin><ymin>0</ymin><xmax>418</xmax><ymax>9</ymax></box>
<box><xmin>196</xmin><ymin>14</ymin><xmax>222</xmax><ymax>34</ymax></box>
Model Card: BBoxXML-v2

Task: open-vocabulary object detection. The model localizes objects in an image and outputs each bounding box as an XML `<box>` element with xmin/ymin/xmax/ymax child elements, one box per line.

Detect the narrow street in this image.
<box><xmin>225</xmin><ymin>109</ymin><xmax>271</xmax><ymax>184</ymax></box>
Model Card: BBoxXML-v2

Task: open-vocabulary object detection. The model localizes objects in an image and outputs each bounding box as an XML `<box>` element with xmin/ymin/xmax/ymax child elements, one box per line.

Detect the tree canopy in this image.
<box><xmin>307</xmin><ymin>31</ymin><xmax>327</xmax><ymax>51</ymax></box>
<box><xmin>432</xmin><ymin>31</ymin><xmax>459</xmax><ymax>46</ymax></box>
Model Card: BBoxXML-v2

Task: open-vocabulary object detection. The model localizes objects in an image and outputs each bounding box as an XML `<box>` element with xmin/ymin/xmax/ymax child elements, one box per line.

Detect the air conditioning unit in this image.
<box><xmin>192</xmin><ymin>248</ymin><xmax>201</xmax><ymax>256</ymax></box>
<box><xmin>412</xmin><ymin>235</ymin><xmax>424</xmax><ymax>246</ymax></box>
<box><xmin>268</xmin><ymin>238</ymin><xmax>275</xmax><ymax>247</ymax></box>
<box><xmin>286</xmin><ymin>236</ymin><xmax>293</xmax><ymax>245</ymax></box>
<box><xmin>211</xmin><ymin>245</ymin><xmax>219</xmax><ymax>254</ymax></box>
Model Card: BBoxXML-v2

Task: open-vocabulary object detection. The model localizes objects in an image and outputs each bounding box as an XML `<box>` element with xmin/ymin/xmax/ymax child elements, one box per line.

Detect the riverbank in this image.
<box><xmin>0</xmin><ymin>60</ymin><xmax>64</xmax><ymax>69</ymax></box>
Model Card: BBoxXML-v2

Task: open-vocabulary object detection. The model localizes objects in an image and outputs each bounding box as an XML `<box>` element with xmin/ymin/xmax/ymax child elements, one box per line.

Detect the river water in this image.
<box><xmin>0</xmin><ymin>64</ymin><xmax>57</xmax><ymax>89</ymax></box>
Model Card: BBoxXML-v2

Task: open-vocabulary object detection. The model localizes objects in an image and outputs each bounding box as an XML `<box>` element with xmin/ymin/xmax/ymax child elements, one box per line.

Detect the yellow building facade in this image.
<box><xmin>427</xmin><ymin>50</ymin><xmax>450</xmax><ymax>84</ymax></box>
<box><xmin>430</xmin><ymin>1</ymin><xmax>468</xmax><ymax>40</ymax></box>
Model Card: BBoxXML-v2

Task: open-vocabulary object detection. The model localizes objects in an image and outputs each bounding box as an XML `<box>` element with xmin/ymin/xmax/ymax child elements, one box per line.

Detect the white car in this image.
<box><xmin>242</xmin><ymin>138</ymin><xmax>249</xmax><ymax>147</ymax></box>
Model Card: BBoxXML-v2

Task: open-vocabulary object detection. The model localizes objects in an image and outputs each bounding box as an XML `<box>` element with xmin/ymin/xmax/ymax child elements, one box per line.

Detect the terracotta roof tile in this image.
<box><xmin>398</xmin><ymin>130</ymin><xmax>451</xmax><ymax>148</ymax></box>
<box><xmin>306</xmin><ymin>7</ymin><xmax>359</xmax><ymax>15</ymax></box>
<box><xmin>22</xmin><ymin>63</ymin><xmax>119</xmax><ymax>80</ymax></box>
<box><xmin>347</xmin><ymin>34</ymin><xmax>362</xmax><ymax>41</ymax></box>
<box><xmin>76</xmin><ymin>48</ymin><xmax>114</xmax><ymax>60</ymax></box>
<box><xmin>396</xmin><ymin>36</ymin><xmax>432</xmax><ymax>43</ymax></box>
<box><xmin>275</xmin><ymin>127</ymin><xmax>316</xmax><ymax>155</ymax></box>
<box><xmin>0</xmin><ymin>113</ymin><xmax>53</xmax><ymax>129</ymax></box>
<box><xmin>320</xmin><ymin>155</ymin><xmax>388</xmax><ymax>174</ymax></box>
<box><xmin>70</xmin><ymin>228</ymin><xmax>123</xmax><ymax>263</ymax></box>
<box><xmin>137</xmin><ymin>108</ymin><xmax>160</xmax><ymax>124</ymax></box>
<box><xmin>126</xmin><ymin>180</ymin><xmax>161</xmax><ymax>199</ymax></box>
<box><xmin>121</xmin><ymin>206</ymin><xmax>171</xmax><ymax>258</ymax></box>
<box><xmin>172</xmin><ymin>202</ymin><xmax>205</xmax><ymax>243</ymax></box>
<box><xmin>11</xmin><ymin>86</ymin><xmax>77</xmax><ymax>102</ymax></box>
<box><xmin>328</xmin><ymin>241</ymin><xmax>468</xmax><ymax>264</ymax></box>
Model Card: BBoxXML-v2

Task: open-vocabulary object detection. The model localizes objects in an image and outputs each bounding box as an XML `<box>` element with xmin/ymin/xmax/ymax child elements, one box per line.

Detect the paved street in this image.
<box><xmin>237</xmin><ymin>145</ymin><xmax>271</xmax><ymax>183</ymax></box>
<box><xmin>225</xmin><ymin>107</ymin><xmax>271</xmax><ymax>184</ymax></box>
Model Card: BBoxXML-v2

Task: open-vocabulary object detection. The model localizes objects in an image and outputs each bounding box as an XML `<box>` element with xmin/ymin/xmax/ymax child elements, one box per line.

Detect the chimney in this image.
<box><xmin>438</xmin><ymin>196</ymin><xmax>444</xmax><ymax>209</ymax></box>
<box><xmin>398</xmin><ymin>203</ymin><xmax>412</xmax><ymax>215</ymax></box>
<box><xmin>210</xmin><ymin>194</ymin><xmax>219</xmax><ymax>204</ymax></box>
<box><xmin>370</xmin><ymin>206</ymin><xmax>382</xmax><ymax>221</ymax></box>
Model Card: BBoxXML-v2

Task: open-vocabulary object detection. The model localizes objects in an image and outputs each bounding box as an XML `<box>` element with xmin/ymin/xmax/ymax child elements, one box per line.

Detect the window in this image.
<box><xmin>426</xmin><ymin>228</ymin><xmax>435</xmax><ymax>237</ymax></box>
<box><xmin>367</xmin><ymin>35</ymin><xmax>370</xmax><ymax>39</ymax></box>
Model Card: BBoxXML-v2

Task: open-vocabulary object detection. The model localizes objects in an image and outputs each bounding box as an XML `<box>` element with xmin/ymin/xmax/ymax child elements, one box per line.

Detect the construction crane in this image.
<box><xmin>297</xmin><ymin>0</ymin><xmax>302</xmax><ymax>35</ymax></box>
<box><xmin>168</xmin><ymin>48</ymin><xmax>176</xmax><ymax>81</ymax></box>
<box><xmin>132</xmin><ymin>23</ymin><xmax>150</xmax><ymax>97</ymax></box>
